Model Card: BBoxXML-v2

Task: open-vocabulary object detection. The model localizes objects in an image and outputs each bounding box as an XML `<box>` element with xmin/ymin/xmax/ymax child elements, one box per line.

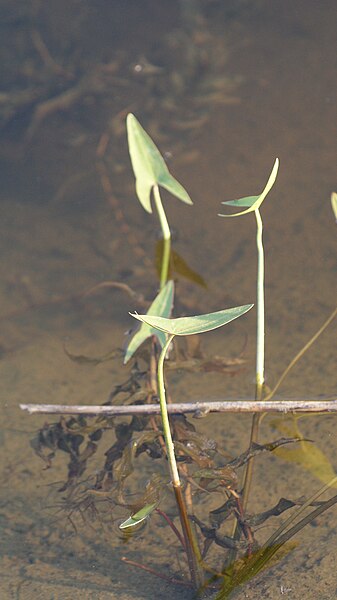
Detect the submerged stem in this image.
<box><xmin>173</xmin><ymin>485</ymin><xmax>204</xmax><ymax>589</ymax></box>
<box><xmin>157</xmin><ymin>334</ymin><xmax>203</xmax><ymax>589</ymax></box>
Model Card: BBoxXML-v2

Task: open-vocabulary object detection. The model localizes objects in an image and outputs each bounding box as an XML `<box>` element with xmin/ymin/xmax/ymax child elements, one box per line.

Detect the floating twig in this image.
<box><xmin>20</xmin><ymin>398</ymin><xmax>337</xmax><ymax>417</ymax></box>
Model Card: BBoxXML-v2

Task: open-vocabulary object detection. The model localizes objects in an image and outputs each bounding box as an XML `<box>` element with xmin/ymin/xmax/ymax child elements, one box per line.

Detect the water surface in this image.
<box><xmin>0</xmin><ymin>1</ymin><xmax>336</xmax><ymax>598</ymax></box>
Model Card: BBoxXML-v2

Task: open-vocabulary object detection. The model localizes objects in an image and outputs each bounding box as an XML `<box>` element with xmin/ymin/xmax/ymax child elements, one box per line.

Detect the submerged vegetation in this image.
<box><xmin>28</xmin><ymin>115</ymin><xmax>337</xmax><ymax>598</ymax></box>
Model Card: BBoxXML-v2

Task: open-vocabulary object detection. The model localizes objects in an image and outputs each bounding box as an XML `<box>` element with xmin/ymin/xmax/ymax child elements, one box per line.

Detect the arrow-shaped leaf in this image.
<box><xmin>127</xmin><ymin>113</ymin><xmax>193</xmax><ymax>213</ymax></box>
<box><xmin>124</xmin><ymin>280</ymin><xmax>174</xmax><ymax>364</ymax></box>
<box><xmin>130</xmin><ymin>304</ymin><xmax>253</xmax><ymax>337</ymax></box>
<box><xmin>219</xmin><ymin>158</ymin><xmax>279</xmax><ymax>218</ymax></box>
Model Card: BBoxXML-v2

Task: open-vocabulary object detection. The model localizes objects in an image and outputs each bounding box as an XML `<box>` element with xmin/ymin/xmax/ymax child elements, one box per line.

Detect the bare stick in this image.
<box><xmin>121</xmin><ymin>557</ymin><xmax>192</xmax><ymax>587</ymax></box>
<box><xmin>20</xmin><ymin>398</ymin><xmax>337</xmax><ymax>417</ymax></box>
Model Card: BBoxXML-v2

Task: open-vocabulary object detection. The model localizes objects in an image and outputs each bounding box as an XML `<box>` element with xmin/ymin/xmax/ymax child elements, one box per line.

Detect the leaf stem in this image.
<box><xmin>157</xmin><ymin>334</ymin><xmax>203</xmax><ymax>589</ymax></box>
<box><xmin>242</xmin><ymin>208</ymin><xmax>265</xmax><ymax>506</ymax></box>
<box><xmin>157</xmin><ymin>334</ymin><xmax>180</xmax><ymax>486</ymax></box>
<box><xmin>153</xmin><ymin>184</ymin><xmax>171</xmax><ymax>288</ymax></box>
<box><xmin>255</xmin><ymin>208</ymin><xmax>265</xmax><ymax>390</ymax></box>
<box><xmin>226</xmin><ymin>208</ymin><xmax>266</xmax><ymax>567</ymax></box>
<box><xmin>153</xmin><ymin>184</ymin><xmax>170</xmax><ymax>240</ymax></box>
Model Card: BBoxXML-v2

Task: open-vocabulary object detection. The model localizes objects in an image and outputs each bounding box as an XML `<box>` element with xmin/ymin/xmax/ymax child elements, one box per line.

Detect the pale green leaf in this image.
<box><xmin>331</xmin><ymin>192</ymin><xmax>337</xmax><ymax>222</ymax></box>
<box><xmin>126</xmin><ymin>113</ymin><xmax>192</xmax><ymax>213</ymax></box>
<box><xmin>271</xmin><ymin>416</ymin><xmax>337</xmax><ymax>488</ymax></box>
<box><xmin>130</xmin><ymin>304</ymin><xmax>253</xmax><ymax>337</ymax></box>
<box><xmin>119</xmin><ymin>502</ymin><xmax>157</xmax><ymax>529</ymax></box>
<box><xmin>219</xmin><ymin>158</ymin><xmax>279</xmax><ymax>218</ymax></box>
<box><xmin>124</xmin><ymin>280</ymin><xmax>174</xmax><ymax>364</ymax></box>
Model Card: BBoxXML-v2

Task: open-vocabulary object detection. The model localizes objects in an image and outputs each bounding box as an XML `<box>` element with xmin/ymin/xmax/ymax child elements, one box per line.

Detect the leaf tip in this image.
<box><xmin>331</xmin><ymin>191</ymin><xmax>337</xmax><ymax>222</ymax></box>
<box><xmin>129</xmin><ymin>312</ymin><xmax>146</xmax><ymax>324</ymax></box>
<box><xmin>126</xmin><ymin>112</ymin><xmax>136</xmax><ymax>125</ymax></box>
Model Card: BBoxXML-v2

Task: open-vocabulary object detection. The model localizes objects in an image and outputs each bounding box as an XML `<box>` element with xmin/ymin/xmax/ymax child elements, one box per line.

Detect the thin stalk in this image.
<box><xmin>157</xmin><ymin>335</ymin><xmax>181</xmax><ymax>487</ymax></box>
<box><xmin>242</xmin><ymin>210</ymin><xmax>265</xmax><ymax>501</ymax></box>
<box><xmin>255</xmin><ymin>208</ymin><xmax>265</xmax><ymax>393</ymax></box>
<box><xmin>226</xmin><ymin>208</ymin><xmax>265</xmax><ymax>567</ymax></box>
<box><xmin>241</xmin><ymin>208</ymin><xmax>265</xmax><ymax>509</ymax></box>
<box><xmin>155</xmin><ymin>508</ymin><xmax>186</xmax><ymax>549</ymax></box>
<box><xmin>153</xmin><ymin>184</ymin><xmax>171</xmax><ymax>288</ymax></box>
<box><xmin>121</xmin><ymin>557</ymin><xmax>192</xmax><ymax>587</ymax></box>
<box><xmin>157</xmin><ymin>334</ymin><xmax>203</xmax><ymax>589</ymax></box>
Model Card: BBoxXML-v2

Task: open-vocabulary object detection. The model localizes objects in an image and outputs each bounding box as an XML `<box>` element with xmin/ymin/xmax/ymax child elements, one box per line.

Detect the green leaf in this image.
<box><xmin>222</xmin><ymin>195</ymin><xmax>259</xmax><ymax>208</ymax></box>
<box><xmin>119</xmin><ymin>502</ymin><xmax>157</xmax><ymax>530</ymax></box>
<box><xmin>331</xmin><ymin>192</ymin><xmax>337</xmax><ymax>222</ymax></box>
<box><xmin>219</xmin><ymin>158</ymin><xmax>279</xmax><ymax>218</ymax></box>
<box><xmin>126</xmin><ymin>113</ymin><xmax>193</xmax><ymax>213</ymax></box>
<box><xmin>130</xmin><ymin>304</ymin><xmax>253</xmax><ymax>337</ymax></box>
<box><xmin>124</xmin><ymin>280</ymin><xmax>174</xmax><ymax>364</ymax></box>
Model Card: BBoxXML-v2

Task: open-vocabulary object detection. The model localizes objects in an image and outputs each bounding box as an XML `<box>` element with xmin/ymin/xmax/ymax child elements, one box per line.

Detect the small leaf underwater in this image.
<box><xmin>270</xmin><ymin>415</ymin><xmax>337</xmax><ymax>488</ymax></box>
<box><xmin>119</xmin><ymin>502</ymin><xmax>157</xmax><ymax>530</ymax></box>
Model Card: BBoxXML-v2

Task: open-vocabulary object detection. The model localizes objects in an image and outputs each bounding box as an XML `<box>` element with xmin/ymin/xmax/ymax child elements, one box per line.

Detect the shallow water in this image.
<box><xmin>0</xmin><ymin>1</ymin><xmax>336</xmax><ymax>598</ymax></box>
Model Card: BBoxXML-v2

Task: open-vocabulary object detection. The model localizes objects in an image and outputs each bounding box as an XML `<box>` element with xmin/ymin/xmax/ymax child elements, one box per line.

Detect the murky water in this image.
<box><xmin>0</xmin><ymin>1</ymin><xmax>336</xmax><ymax>598</ymax></box>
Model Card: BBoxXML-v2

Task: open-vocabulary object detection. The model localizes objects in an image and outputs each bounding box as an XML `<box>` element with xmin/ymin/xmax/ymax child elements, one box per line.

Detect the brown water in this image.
<box><xmin>0</xmin><ymin>1</ymin><xmax>336</xmax><ymax>598</ymax></box>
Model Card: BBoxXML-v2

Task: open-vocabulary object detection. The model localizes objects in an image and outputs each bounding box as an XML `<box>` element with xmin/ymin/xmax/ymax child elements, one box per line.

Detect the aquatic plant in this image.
<box><xmin>219</xmin><ymin>158</ymin><xmax>279</xmax><ymax>400</ymax></box>
<box><xmin>131</xmin><ymin>306</ymin><xmax>253</xmax><ymax>587</ymax></box>
<box><xmin>218</xmin><ymin>159</ymin><xmax>279</xmax><ymax>557</ymax></box>
<box><xmin>127</xmin><ymin>113</ymin><xmax>192</xmax><ymax>288</ymax></box>
<box><xmin>25</xmin><ymin>115</ymin><xmax>337</xmax><ymax>598</ymax></box>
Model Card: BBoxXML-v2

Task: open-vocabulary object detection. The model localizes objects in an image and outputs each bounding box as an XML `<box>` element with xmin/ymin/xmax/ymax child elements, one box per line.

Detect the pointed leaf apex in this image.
<box><xmin>331</xmin><ymin>191</ymin><xmax>337</xmax><ymax>222</ymax></box>
<box><xmin>130</xmin><ymin>304</ymin><xmax>253</xmax><ymax>336</ymax></box>
<box><xmin>126</xmin><ymin>113</ymin><xmax>192</xmax><ymax>211</ymax></box>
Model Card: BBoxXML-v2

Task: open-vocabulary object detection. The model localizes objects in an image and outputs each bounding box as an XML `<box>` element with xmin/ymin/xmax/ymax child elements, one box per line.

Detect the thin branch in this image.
<box><xmin>20</xmin><ymin>398</ymin><xmax>337</xmax><ymax>417</ymax></box>
<box><xmin>121</xmin><ymin>557</ymin><xmax>192</xmax><ymax>587</ymax></box>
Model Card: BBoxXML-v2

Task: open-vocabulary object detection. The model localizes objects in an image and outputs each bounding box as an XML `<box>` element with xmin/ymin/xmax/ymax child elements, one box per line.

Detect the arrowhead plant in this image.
<box><xmin>218</xmin><ymin>159</ymin><xmax>279</xmax><ymax>539</ymax></box>
<box><xmin>219</xmin><ymin>158</ymin><xmax>279</xmax><ymax>397</ymax></box>
<box><xmin>130</xmin><ymin>304</ymin><xmax>253</xmax><ymax>587</ymax></box>
<box><xmin>127</xmin><ymin>113</ymin><xmax>193</xmax><ymax>288</ymax></box>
